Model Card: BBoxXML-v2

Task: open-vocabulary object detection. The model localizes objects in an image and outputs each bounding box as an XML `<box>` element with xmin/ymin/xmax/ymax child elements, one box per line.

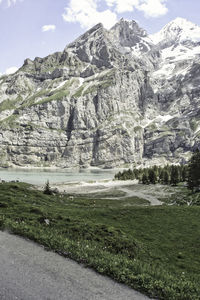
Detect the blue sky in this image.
<box><xmin>0</xmin><ymin>0</ymin><xmax>200</xmax><ymax>75</ymax></box>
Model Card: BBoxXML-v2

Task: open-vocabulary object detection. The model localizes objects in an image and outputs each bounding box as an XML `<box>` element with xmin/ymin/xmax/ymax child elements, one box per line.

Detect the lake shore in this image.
<box><xmin>49</xmin><ymin>179</ymin><xmax>164</xmax><ymax>206</ymax></box>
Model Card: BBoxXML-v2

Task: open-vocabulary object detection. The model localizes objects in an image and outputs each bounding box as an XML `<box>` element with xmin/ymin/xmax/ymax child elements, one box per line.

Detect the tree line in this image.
<box><xmin>114</xmin><ymin>150</ymin><xmax>200</xmax><ymax>191</ymax></box>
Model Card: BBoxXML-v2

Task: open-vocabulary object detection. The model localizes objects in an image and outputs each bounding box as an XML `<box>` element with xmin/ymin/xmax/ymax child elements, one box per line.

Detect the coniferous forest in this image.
<box><xmin>115</xmin><ymin>150</ymin><xmax>200</xmax><ymax>191</ymax></box>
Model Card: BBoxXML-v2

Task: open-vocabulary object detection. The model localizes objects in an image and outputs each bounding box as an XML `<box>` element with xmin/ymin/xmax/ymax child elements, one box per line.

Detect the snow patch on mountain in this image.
<box><xmin>52</xmin><ymin>79</ymin><xmax>69</xmax><ymax>91</ymax></box>
<box><xmin>151</xmin><ymin>19</ymin><xmax>200</xmax><ymax>80</ymax></box>
<box><xmin>150</xmin><ymin>17</ymin><xmax>200</xmax><ymax>45</ymax></box>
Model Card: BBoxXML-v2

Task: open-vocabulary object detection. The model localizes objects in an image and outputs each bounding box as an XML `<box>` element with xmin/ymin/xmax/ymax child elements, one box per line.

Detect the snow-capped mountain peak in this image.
<box><xmin>168</xmin><ymin>17</ymin><xmax>197</xmax><ymax>29</ymax></box>
<box><xmin>151</xmin><ymin>18</ymin><xmax>200</xmax><ymax>81</ymax></box>
<box><xmin>150</xmin><ymin>17</ymin><xmax>200</xmax><ymax>45</ymax></box>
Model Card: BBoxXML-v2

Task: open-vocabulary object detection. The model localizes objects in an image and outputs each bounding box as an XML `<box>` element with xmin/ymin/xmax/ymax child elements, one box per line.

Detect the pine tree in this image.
<box><xmin>142</xmin><ymin>173</ymin><xmax>149</xmax><ymax>184</ymax></box>
<box><xmin>157</xmin><ymin>167</ymin><xmax>163</xmax><ymax>183</ymax></box>
<box><xmin>187</xmin><ymin>149</ymin><xmax>200</xmax><ymax>192</ymax></box>
<box><xmin>170</xmin><ymin>165</ymin><xmax>180</xmax><ymax>186</ymax></box>
<box><xmin>180</xmin><ymin>165</ymin><xmax>187</xmax><ymax>182</ymax></box>
<box><xmin>148</xmin><ymin>169</ymin><xmax>157</xmax><ymax>184</ymax></box>
<box><xmin>163</xmin><ymin>170</ymin><xmax>170</xmax><ymax>185</ymax></box>
<box><xmin>159</xmin><ymin>169</ymin><xmax>165</xmax><ymax>184</ymax></box>
<box><xmin>44</xmin><ymin>180</ymin><xmax>52</xmax><ymax>195</ymax></box>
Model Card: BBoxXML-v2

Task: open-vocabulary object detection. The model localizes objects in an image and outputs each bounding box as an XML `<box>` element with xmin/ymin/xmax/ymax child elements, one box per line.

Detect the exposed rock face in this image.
<box><xmin>0</xmin><ymin>17</ymin><xmax>199</xmax><ymax>168</ymax></box>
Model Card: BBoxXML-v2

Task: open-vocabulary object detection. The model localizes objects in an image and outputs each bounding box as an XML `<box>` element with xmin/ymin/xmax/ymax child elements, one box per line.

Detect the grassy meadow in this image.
<box><xmin>0</xmin><ymin>182</ymin><xmax>200</xmax><ymax>299</ymax></box>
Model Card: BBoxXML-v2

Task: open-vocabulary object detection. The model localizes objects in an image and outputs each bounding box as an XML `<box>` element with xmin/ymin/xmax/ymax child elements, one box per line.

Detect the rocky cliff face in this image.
<box><xmin>0</xmin><ymin>18</ymin><xmax>199</xmax><ymax>168</ymax></box>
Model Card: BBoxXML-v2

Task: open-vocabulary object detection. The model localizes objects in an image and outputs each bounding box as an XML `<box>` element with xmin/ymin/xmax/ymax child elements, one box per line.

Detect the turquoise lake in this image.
<box><xmin>0</xmin><ymin>168</ymin><xmax>118</xmax><ymax>185</ymax></box>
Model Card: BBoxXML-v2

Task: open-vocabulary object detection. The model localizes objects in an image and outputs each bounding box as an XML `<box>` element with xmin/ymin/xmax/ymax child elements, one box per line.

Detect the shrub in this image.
<box><xmin>43</xmin><ymin>180</ymin><xmax>53</xmax><ymax>195</ymax></box>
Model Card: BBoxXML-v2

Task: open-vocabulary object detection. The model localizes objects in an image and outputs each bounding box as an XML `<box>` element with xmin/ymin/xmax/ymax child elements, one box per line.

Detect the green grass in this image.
<box><xmin>72</xmin><ymin>85</ymin><xmax>85</xmax><ymax>98</ymax></box>
<box><xmin>134</xmin><ymin>126</ymin><xmax>143</xmax><ymax>133</ymax></box>
<box><xmin>0</xmin><ymin>182</ymin><xmax>200</xmax><ymax>299</ymax></box>
<box><xmin>0</xmin><ymin>114</ymin><xmax>20</xmax><ymax>129</ymax></box>
<box><xmin>28</xmin><ymin>78</ymin><xmax>77</xmax><ymax>106</ymax></box>
<box><xmin>72</xmin><ymin>79</ymin><xmax>114</xmax><ymax>98</ymax></box>
<box><xmin>21</xmin><ymin>89</ymin><xmax>49</xmax><ymax>107</ymax></box>
<box><xmin>34</xmin><ymin>89</ymin><xmax>70</xmax><ymax>105</ymax></box>
<box><xmin>84</xmin><ymin>188</ymin><xmax>127</xmax><ymax>197</ymax></box>
<box><xmin>0</xmin><ymin>99</ymin><xmax>16</xmax><ymax>111</ymax></box>
<box><xmin>158</xmin><ymin>185</ymin><xmax>200</xmax><ymax>206</ymax></box>
<box><xmin>0</xmin><ymin>96</ymin><xmax>23</xmax><ymax>112</ymax></box>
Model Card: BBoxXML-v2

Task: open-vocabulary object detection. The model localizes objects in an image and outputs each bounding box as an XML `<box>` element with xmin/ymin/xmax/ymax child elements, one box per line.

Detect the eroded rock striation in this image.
<box><xmin>0</xmin><ymin>18</ymin><xmax>200</xmax><ymax>168</ymax></box>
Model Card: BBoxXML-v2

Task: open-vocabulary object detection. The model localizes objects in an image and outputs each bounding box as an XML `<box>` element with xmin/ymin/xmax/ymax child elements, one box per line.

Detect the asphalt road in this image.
<box><xmin>0</xmin><ymin>231</ymin><xmax>151</xmax><ymax>300</ymax></box>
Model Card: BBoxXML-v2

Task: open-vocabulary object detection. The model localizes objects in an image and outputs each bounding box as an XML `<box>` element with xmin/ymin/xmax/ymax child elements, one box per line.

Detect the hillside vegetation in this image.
<box><xmin>0</xmin><ymin>182</ymin><xmax>200</xmax><ymax>299</ymax></box>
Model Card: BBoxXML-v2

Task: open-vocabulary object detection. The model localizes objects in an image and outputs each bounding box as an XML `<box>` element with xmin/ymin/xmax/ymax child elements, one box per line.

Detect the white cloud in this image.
<box><xmin>63</xmin><ymin>0</ymin><xmax>168</xmax><ymax>29</ymax></box>
<box><xmin>0</xmin><ymin>0</ymin><xmax>23</xmax><ymax>7</ymax></box>
<box><xmin>106</xmin><ymin>0</ymin><xmax>168</xmax><ymax>16</ymax></box>
<box><xmin>137</xmin><ymin>0</ymin><xmax>168</xmax><ymax>18</ymax></box>
<box><xmin>5</xmin><ymin>66</ymin><xmax>18</xmax><ymax>75</ymax></box>
<box><xmin>62</xmin><ymin>0</ymin><xmax>117</xmax><ymax>29</ymax></box>
<box><xmin>106</xmin><ymin>0</ymin><xmax>139</xmax><ymax>14</ymax></box>
<box><xmin>7</xmin><ymin>0</ymin><xmax>17</xmax><ymax>7</ymax></box>
<box><xmin>42</xmin><ymin>25</ymin><xmax>56</xmax><ymax>32</ymax></box>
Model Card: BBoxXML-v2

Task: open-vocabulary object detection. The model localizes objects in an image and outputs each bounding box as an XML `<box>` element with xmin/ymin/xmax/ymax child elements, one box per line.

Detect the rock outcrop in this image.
<box><xmin>0</xmin><ymin>17</ymin><xmax>199</xmax><ymax>168</ymax></box>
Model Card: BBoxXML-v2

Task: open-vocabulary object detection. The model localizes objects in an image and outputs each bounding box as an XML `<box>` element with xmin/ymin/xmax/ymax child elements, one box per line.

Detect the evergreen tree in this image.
<box><xmin>170</xmin><ymin>165</ymin><xmax>180</xmax><ymax>186</ymax></box>
<box><xmin>187</xmin><ymin>149</ymin><xmax>200</xmax><ymax>192</ymax></box>
<box><xmin>153</xmin><ymin>165</ymin><xmax>159</xmax><ymax>181</ymax></box>
<box><xmin>163</xmin><ymin>170</ymin><xmax>170</xmax><ymax>185</ymax></box>
<box><xmin>114</xmin><ymin>163</ymin><xmax>188</xmax><ymax>185</ymax></box>
<box><xmin>148</xmin><ymin>169</ymin><xmax>157</xmax><ymax>184</ymax></box>
<box><xmin>159</xmin><ymin>169</ymin><xmax>165</xmax><ymax>184</ymax></box>
<box><xmin>157</xmin><ymin>167</ymin><xmax>163</xmax><ymax>183</ymax></box>
<box><xmin>142</xmin><ymin>173</ymin><xmax>149</xmax><ymax>184</ymax></box>
<box><xmin>114</xmin><ymin>171</ymin><xmax>121</xmax><ymax>180</ymax></box>
<box><xmin>138</xmin><ymin>169</ymin><xmax>144</xmax><ymax>183</ymax></box>
<box><xmin>133</xmin><ymin>169</ymin><xmax>139</xmax><ymax>179</ymax></box>
<box><xmin>44</xmin><ymin>180</ymin><xmax>52</xmax><ymax>195</ymax></box>
<box><xmin>180</xmin><ymin>165</ymin><xmax>188</xmax><ymax>182</ymax></box>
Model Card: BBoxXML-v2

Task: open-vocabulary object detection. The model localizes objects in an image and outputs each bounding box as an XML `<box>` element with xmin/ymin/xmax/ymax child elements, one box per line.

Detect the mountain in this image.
<box><xmin>150</xmin><ymin>17</ymin><xmax>200</xmax><ymax>46</ymax></box>
<box><xmin>0</xmin><ymin>18</ymin><xmax>199</xmax><ymax>168</ymax></box>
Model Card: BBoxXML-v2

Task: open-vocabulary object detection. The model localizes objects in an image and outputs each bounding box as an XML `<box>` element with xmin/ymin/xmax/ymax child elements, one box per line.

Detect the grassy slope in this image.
<box><xmin>0</xmin><ymin>182</ymin><xmax>200</xmax><ymax>299</ymax></box>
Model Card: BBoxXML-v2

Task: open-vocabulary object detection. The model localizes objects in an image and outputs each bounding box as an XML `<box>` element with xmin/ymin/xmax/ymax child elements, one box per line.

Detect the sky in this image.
<box><xmin>0</xmin><ymin>0</ymin><xmax>200</xmax><ymax>75</ymax></box>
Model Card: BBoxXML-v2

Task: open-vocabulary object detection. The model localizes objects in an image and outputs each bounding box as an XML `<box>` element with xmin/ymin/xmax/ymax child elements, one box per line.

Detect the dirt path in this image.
<box><xmin>0</xmin><ymin>231</ymin><xmax>151</xmax><ymax>300</ymax></box>
<box><xmin>118</xmin><ymin>187</ymin><xmax>163</xmax><ymax>206</ymax></box>
<box><xmin>50</xmin><ymin>180</ymin><xmax>163</xmax><ymax>206</ymax></box>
